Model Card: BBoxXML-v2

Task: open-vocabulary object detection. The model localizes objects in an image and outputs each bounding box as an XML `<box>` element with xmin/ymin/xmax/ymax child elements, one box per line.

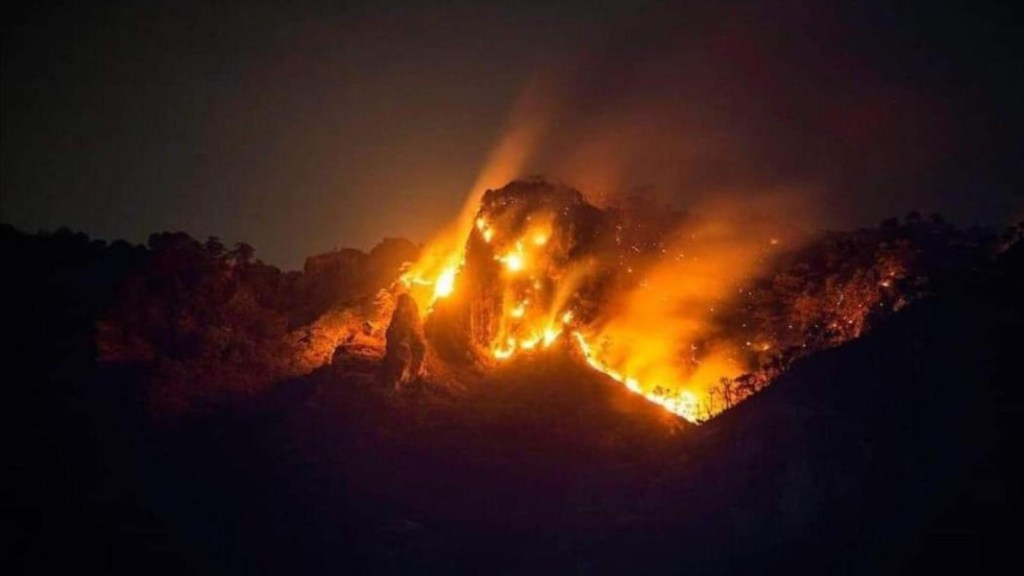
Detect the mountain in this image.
<box><xmin>5</xmin><ymin>223</ymin><xmax>1022</xmax><ymax>575</ymax></box>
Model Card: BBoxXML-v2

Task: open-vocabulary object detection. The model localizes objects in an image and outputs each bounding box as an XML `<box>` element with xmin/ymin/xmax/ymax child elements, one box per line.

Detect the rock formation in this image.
<box><xmin>381</xmin><ymin>293</ymin><xmax>426</xmax><ymax>388</ymax></box>
<box><xmin>426</xmin><ymin>180</ymin><xmax>616</xmax><ymax>365</ymax></box>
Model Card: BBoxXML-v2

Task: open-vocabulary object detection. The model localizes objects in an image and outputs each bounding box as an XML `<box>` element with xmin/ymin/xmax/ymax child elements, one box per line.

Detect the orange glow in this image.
<box><xmin>401</xmin><ymin>251</ymin><xmax>464</xmax><ymax>311</ymax></box>
<box><xmin>400</xmin><ymin>189</ymin><xmax>800</xmax><ymax>424</ymax></box>
<box><xmin>434</xmin><ymin>266</ymin><xmax>457</xmax><ymax>299</ymax></box>
<box><xmin>476</xmin><ymin>217</ymin><xmax>495</xmax><ymax>243</ymax></box>
<box><xmin>500</xmin><ymin>251</ymin><xmax>525</xmax><ymax>272</ymax></box>
<box><xmin>400</xmin><ymin>80</ymin><xmax>550</xmax><ymax>313</ymax></box>
<box><xmin>579</xmin><ymin>209</ymin><xmax>795</xmax><ymax>421</ymax></box>
<box><xmin>394</xmin><ymin>68</ymin><xmax>811</xmax><ymax>423</ymax></box>
<box><xmin>493</xmin><ymin>345</ymin><xmax>515</xmax><ymax>360</ymax></box>
<box><xmin>571</xmin><ymin>331</ymin><xmax>702</xmax><ymax>422</ymax></box>
<box><xmin>399</xmin><ymin>87</ymin><xmax>549</xmax><ymax>311</ymax></box>
<box><xmin>542</xmin><ymin>326</ymin><xmax>560</xmax><ymax>347</ymax></box>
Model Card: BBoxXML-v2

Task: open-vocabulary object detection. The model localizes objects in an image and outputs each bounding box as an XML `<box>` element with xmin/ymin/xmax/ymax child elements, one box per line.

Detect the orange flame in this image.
<box><xmin>396</xmin><ymin>64</ymin><xmax>811</xmax><ymax>423</ymax></box>
<box><xmin>400</xmin><ymin>83</ymin><xmax>549</xmax><ymax>312</ymax></box>
<box><xmin>571</xmin><ymin>332</ymin><xmax>701</xmax><ymax>422</ymax></box>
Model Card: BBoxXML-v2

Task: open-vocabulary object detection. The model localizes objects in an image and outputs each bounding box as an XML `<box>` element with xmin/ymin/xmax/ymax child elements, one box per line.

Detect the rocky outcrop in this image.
<box><xmin>426</xmin><ymin>180</ymin><xmax>615</xmax><ymax>364</ymax></box>
<box><xmin>295</xmin><ymin>238</ymin><xmax>420</xmax><ymax>326</ymax></box>
<box><xmin>381</xmin><ymin>293</ymin><xmax>426</xmax><ymax>388</ymax></box>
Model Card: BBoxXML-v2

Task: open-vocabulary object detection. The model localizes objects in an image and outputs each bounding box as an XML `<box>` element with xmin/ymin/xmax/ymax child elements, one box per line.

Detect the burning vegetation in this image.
<box><xmin>397</xmin><ymin>180</ymin><xmax>777</xmax><ymax>421</ymax></box>
<box><xmin>394</xmin><ymin>180</ymin><xmax>987</xmax><ymax>423</ymax></box>
<box><xmin>82</xmin><ymin>191</ymin><xmax>1007</xmax><ymax>421</ymax></box>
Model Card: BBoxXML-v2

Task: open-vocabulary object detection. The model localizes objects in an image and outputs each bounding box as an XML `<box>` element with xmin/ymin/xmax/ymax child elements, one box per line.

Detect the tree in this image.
<box><xmin>205</xmin><ymin>236</ymin><xmax>225</xmax><ymax>258</ymax></box>
<box><xmin>231</xmin><ymin>242</ymin><xmax>255</xmax><ymax>264</ymax></box>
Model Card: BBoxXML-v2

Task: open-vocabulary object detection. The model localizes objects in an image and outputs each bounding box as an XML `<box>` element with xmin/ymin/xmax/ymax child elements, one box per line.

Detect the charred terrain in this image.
<box><xmin>6</xmin><ymin>181</ymin><xmax>1024</xmax><ymax>574</ymax></box>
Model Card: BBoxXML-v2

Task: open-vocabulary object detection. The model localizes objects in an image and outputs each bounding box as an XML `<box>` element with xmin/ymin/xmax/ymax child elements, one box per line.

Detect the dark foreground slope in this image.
<box><xmin>604</xmin><ymin>244</ymin><xmax>1024</xmax><ymax>574</ymax></box>
<box><xmin>7</xmin><ymin>230</ymin><xmax>1023</xmax><ymax>575</ymax></box>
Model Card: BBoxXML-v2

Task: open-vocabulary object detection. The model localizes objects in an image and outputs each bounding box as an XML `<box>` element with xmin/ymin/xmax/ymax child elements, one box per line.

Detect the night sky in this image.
<box><xmin>3</xmin><ymin>0</ymin><xmax>1021</xmax><ymax>269</ymax></box>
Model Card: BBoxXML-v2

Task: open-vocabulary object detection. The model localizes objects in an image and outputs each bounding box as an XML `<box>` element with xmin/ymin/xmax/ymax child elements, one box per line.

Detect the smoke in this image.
<box><xmin>473</xmin><ymin>0</ymin><xmax>954</xmax><ymax>226</ymax></box>
<box><xmin>582</xmin><ymin>190</ymin><xmax>811</xmax><ymax>407</ymax></box>
<box><xmin>407</xmin><ymin>0</ymin><xmax>1017</xmax><ymax>417</ymax></box>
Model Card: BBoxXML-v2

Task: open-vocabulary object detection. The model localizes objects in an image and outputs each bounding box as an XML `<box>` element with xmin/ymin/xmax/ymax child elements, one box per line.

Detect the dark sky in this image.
<box><xmin>3</xmin><ymin>0</ymin><xmax>1021</xmax><ymax>269</ymax></box>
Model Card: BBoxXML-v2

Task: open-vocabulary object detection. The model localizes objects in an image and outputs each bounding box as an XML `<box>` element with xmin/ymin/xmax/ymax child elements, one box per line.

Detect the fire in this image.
<box><xmin>492</xmin><ymin>314</ymin><xmax>568</xmax><ymax>360</ymax></box>
<box><xmin>571</xmin><ymin>332</ymin><xmax>701</xmax><ymax>422</ymax></box>
<box><xmin>495</xmin><ymin>345</ymin><xmax>514</xmax><ymax>358</ymax></box>
<box><xmin>398</xmin><ymin>179</ymin><xmax>800</xmax><ymax>425</ymax></box>
<box><xmin>476</xmin><ymin>217</ymin><xmax>495</xmax><ymax>243</ymax></box>
<box><xmin>400</xmin><ymin>252</ymin><xmax>463</xmax><ymax>311</ymax></box>
<box><xmin>399</xmin><ymin>81</ymin><xmax>550</xmax><ymax>314</ymax></box>
<box><xmin>500</xmin><ymin>250</ymin><xmax>525</xmax><ymax>272</ymax></box>
<box><xmin>384</xmin><ymin>52</ymin><xmax>846</xmax><ymax>423</ymax></box>
<box><xmin>433</xmin><ymin>266</ymin><xmax>457</xmax><ymax>299</ymax></box>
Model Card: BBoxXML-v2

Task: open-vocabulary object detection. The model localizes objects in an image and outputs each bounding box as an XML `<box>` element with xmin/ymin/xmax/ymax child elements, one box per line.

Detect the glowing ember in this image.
<box><xmin>542</xmin><ymin>326</ymin><xmax>560</xmax><ymax>347</ymax></box>
<box><xmin>501</xmin><ymin>251</ymin><xmax>525</xmax><ymax>272</ymax></box>
<box><xmin>476</xmin><ymin>217</ymin><xmax>495</xmax><ymax>243</ymax></box>
<box><xmin>434</xmin><ymin>266</ymin><xmax>457</xmax><ymax>299</ymax></box>
<box><xmin>493</xmin><ymin>346</ymin><xmax>515</xmax><ymax>360</ymax></box>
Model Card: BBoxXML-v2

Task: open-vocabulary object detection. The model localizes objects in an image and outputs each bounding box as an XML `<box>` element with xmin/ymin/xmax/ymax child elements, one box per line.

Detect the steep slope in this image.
<box><xmin>607</xmin><ymin>248</ymin><xmax>1024</xmax><ymax>574</ymax></box>
<box><xmin>275</xmin><ymin>349</ymin><xmax>690</xmax><ymax>573</ymax></box>
<box><xmin>9</xmin><ymin>225</ymin><xmax>1021</xmax><ymax>575</ymax></box>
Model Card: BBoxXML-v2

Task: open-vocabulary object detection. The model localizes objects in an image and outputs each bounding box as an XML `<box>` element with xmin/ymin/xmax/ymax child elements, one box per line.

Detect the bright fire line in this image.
<box><xmin>402</xmin><ymin>214</ymin><xmax>703</xmax><ymax>424</ymax></box>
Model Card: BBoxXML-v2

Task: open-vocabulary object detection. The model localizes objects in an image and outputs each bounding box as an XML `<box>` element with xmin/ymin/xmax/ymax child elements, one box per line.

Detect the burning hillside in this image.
<box><xmin>393</xmin><ymin>179</ymin><xmax>948</xmax><ymax>423</ymax></box>
<box><xmin>7</xmin><ymin>217</ymin><xmax>1021</xmax><ymax>574</ymax></box>
<box><xmin>421</xmin><ymin>182</ymin><xmax>609</xmax><ymax>360</ymax></box>
<box><xmin>84</xmin><ymin>193</ymin><xmax>999</xmax><ymax>420</ymax></box>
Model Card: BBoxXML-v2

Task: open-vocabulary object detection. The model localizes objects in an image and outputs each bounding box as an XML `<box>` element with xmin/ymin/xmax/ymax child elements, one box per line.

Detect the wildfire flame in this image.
<box><xmin>433</xmin><ymin>266</ymin><xmax>457</xmax><ymax>299</ymax></box>
<box><xmin>400</xmin><ymin>183</ymin><xmax>754</xmax><ymax>424</ymax></box>
<box><xmin>401</xmin><ymin>256</ymin><xmax>462</xmax><ymax>311</ymax></box>
<box><xmin>571</xmin><ymin>332</ymin><xmax>701</xmax><ymax>422</ymax></box>
<box><xmin>391</xmin><ymin>82</ymin><xmax>805</xmax><ymax>425</ymax></box>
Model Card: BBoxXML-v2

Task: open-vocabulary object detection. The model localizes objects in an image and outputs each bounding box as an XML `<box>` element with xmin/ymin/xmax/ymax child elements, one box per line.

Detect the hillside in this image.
<box><xmin>6</xmin><ymin>224</ymin><xmax>1023</xmax><ymax>574</ymax></box>
<box><xmin>603</xmin><ymin>242</ymin><xmax>1024</xmax><ymax>573</ymax></box>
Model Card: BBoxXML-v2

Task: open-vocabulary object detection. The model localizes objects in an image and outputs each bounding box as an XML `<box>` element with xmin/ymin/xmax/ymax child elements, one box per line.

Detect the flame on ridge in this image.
<box><xmin>401</xmin><ymin>194</ymin><xmax>717</xmax><ymax>424</ymax></box>
<box><xmin>393</xmin><ymin>81</ymin><xmax>793</xmax><ymax>424</ymax></box>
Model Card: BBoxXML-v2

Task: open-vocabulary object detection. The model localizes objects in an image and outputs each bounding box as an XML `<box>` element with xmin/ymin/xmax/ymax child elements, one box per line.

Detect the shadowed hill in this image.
<box><xmin>265</xmin><ymin>349</ymin><xmax>690</xmax><ymax>572</ymax></box>
<box><xmin>605</xmin><ymin>242</ymin><xmax>1024</xmax><ymax>574</ymax></box>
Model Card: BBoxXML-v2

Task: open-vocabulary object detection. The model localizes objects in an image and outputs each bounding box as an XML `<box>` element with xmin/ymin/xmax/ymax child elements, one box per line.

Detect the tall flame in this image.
<box><xmin>400</xmin><ymin>84</ymin><xmax>549</xmax><ymax>312</ymax></box>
